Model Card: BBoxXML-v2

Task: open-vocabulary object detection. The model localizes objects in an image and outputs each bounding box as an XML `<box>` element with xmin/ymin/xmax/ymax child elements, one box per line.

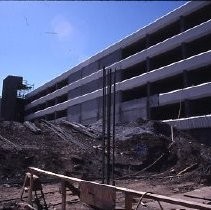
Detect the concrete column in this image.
<box><xmin>183</xmin><ymin>70</ymin><xmax>189</xmax><ymax>88</ymax></box>
<box><xmin>146</xmin><ymin>51</ymin><xmax>151</xmax><ymax>120</ymax></box>
<box><xmin>183</xmin><ymin>70</ymin><xmax>191</xmax><ymax>117</ymax></box>
<box><xmin>184</xmin><ymin>99</ymin><xmax>191</xmax><ymax>117</ymax></box>
<box><xmin>55</xmin><ymin>111</ymin><xmax>58</xmax><ymax>120</ymax></box>
<box><xmin>116</xmin><ymin>70</ymin><xmax>122</xmax><ymax>83</ymax></box>
<box><xmin>55</xmin><ymin>97</ymin><xmax>58</xmax><ymax>105</ymax></box>
<box><xmin>182</xmin><ymin>40</ymin><xmax>191</xmax><ymax>118</ymax></box>
<box><xmin>146</xmin><ymin>57</ymin><xmax>151</xmax><ymax>72</ymax></box>
<box><xmin>181</xmin><ymin>42</ymin><xmax>187</xmax><ymax>59</ymax></box>
<box><xmin>146</xmin><ymin>34</ymin><xmax>151</xmax><ymax>71</ymax></box>
<box><xmin>146</xmin><ymin>82</ymin><xmax>151</xmax><ymax>120</ymax></box>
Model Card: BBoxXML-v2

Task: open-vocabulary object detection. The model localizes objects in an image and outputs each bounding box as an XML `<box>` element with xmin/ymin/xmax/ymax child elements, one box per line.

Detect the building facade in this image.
<box><xmin>24</xmin><ymin>1</ymin><xmax>211</xmax><ymax>143</ymax></box>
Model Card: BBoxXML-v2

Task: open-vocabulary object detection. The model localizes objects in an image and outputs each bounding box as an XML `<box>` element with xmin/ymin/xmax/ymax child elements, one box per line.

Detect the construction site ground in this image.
<box><xmin>0</xmin><ymin>119</ymin><xmax>211</xmax><ymax>209</ymax></box>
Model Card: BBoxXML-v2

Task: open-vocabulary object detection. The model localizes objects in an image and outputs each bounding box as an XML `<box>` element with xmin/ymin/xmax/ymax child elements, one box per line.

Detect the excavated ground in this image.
<box><xmin>0</xmin><ymin>119</ymin><xmax>211</xmax><ymax>209</ymax></box>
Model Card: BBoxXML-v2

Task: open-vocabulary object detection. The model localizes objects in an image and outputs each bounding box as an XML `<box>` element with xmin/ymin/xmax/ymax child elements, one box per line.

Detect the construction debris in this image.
<box><xmin>0</xmin><ymin>119</ymin><xmax>211</xmax><ymax>182</ymax></box>
<box><xmin>24</xmin><ymin>121</ymin><xmax>41</xmax><ymax>135</ymax></box>
<box><xmin>0</xmin><ymin>118</ymin><xmax>211</xmax><ymax>209</ymax></box>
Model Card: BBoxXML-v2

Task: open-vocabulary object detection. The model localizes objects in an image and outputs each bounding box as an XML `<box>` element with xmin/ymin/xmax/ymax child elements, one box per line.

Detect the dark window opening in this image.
<box><xmin>150</xmin><ymin>47</ymin><xmax>182</xmax><ymax>70</ymax></box>
<box><xmin>121</xmin><ymin>61</ymin><xmax>147</xmax><ymax>81</ymax></box>
<box><xmin>33</xmin><ymin>116</ymin><xmax>45</xmax><ymax>122</ymax></box>
<box><xmin>39</xmin><ymin>90</ymin><xmax>47</xmax><ymax>98</ymax></box>
<box><xmin>26</xmin><ymin>97</ymin><xmax>33</xmax><ymax>104</ymax></box>
<box><xmin>25</xmin><ymin>109</ymin><xmax>31</xmax><ymax>116</ymax></box>
<box><xmin>151</xmin><ymin>74</ymin><xmax>183</xmax><ymax>95</ymax></box>
<box><xmin>37</xmin><ymin>103</ymin><xmax>46</xmax><ymax>111</ymax></box>
<box><xmin>25</xmin><ymin>98</ymin><xmax>31</xmax><ymax>104</ymax></box>
<box><xmin>122</xmin><ymin>38</ymin><xmax>147</xmax><ymax>59</ymax></box>
<box><xmin>56</xmin><ymin>109</ymin><xmax>67</xmax><ymax>119</ymax></box>
<box><xmin>122</xmin><ymin>85</ymin><xmax>147</xmax><ymax>102</ymax></box>
<box><xmin>57</xmin><ymin>94</ymin><xmax>68</xmax><ymax>104</ymax></box>
<box><xmin>26</xmin><ymin>95</ymin><xmax>36</xmax><ymax>104</ymax></box>
<box><xmin>148</xmin><ymin>21</ymin><xmax>180</xmax><ymax>47</ymax></box>
<box><xmin>186</xmin><ymin>34</ymin><xmax>211</xmax><ymax>58</ymax></box>
<box><xmin>46</xmin><ymin>99</ymin><xmax>56</xmax><ymax>108</ymax></box>
<box><xmin>46</xmin><ymin>113</ymin><xmax>55</xmax><ymax>121</ymax></box>
<box><xmin>190</xmin><ymin>97</ymin><xmax>211</xmax><ymax>116</ymax></box>
<box><xmin>57</xmin><ymin>79</ymin><xmax>68</xmax><ymax>89</ymax></box>
<box><xmin>184</xmin><ymin>4</ymin><xmax>211</xmax><ymax>30</ymax></box>
<box><xmin>48</xmin><ymin>85</ymin><xmax>57</xmax><ymax>94</ymax></box>
<box><xmin>151</xmin><ymin>102</ymin><xmax>185</xmax><ymax>120</ymax></box>
<box><xmin>25</xmin><ymin>106</ymin><xmax>37</xmax><ymax>115</ymax></box>
<box><xmin>188</xmin><ymin>65</ymin><xmax>211</xmax><ymax>86</ymax></box>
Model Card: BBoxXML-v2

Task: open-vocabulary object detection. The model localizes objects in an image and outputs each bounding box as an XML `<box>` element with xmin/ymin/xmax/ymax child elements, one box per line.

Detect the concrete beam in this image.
<box><xmin>163</xmin><ymin>114</ymin><xmax>211</xmax><ymax>129</ymax></box>
<box><xmin>159</xmin><ymin>82</ymin><xmax>211</xmax><ymax>106</ymax></box>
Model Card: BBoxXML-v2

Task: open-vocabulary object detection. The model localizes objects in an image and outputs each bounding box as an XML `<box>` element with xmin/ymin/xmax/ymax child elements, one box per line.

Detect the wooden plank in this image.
<box><xmin>61</xmin><ymin>181</ymin><xmax>66</xmax><ymax>210</ymax></box>
<box><xmin>115</xmin><ymin>186</ymin><xmax>211</xmax><ymax>210</ymax></box>
<box><xmin>28</xmin><ymin>167</ymin><xmax>211</xmax><ymax>210</ymax></box>
<box><xmin>125</xmin><ymin>192</ymin><xmax>133</xmax><ymax>210</ymax></box>
<box><xmin>29</xmin><ymin>167</ymin><xmax>83</xmax><ymax>183</ymax></box>
<box><xmin>79</xmin><ymin>181</ymin><xmax>116</xmax><ymax>210</ymax></box>
<box><xmin>27</xmin><ymin>173</ymin><xmax>33</xmax><ymax>205</ymax></box>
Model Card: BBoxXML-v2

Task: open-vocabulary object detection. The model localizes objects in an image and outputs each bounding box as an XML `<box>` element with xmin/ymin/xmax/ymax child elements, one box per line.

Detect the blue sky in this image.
<box><xmin>0</xmin><ymin>1</ymin><xmax>186</xmax><ymax>95</ymax></box>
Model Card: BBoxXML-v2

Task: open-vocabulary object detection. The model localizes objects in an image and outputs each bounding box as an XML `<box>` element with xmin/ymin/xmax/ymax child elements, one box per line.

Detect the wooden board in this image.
<box><xmin>29</xmin><ymin>168</ymin><xmax>211</xmax><ymax>210</ymax></box>
<box><xmin>79</xmin><ymin>181</ymin><xmax>116</xmax><ymax>210</ymax></box>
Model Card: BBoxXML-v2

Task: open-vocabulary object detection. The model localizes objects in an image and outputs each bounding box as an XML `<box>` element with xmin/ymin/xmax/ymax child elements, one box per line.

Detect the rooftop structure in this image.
<box><xmin>1</xmin><ymin>76</ymin><xmax>33</xmax><ymax>122</ymax></box>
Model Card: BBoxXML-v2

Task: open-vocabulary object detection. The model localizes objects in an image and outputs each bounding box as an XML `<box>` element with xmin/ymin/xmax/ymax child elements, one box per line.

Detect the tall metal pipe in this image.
<box><xmin>102</xmin><ymin>67</ymin><xmax>106</xmax><ymax>184</ymax></box>
<box><xmin>112</xmin><ymin>68</ymin><xmax>116</xmax><ymax>186</ymax></box>
<box><xmin>106</xmin><ymin>68</ymin><xmax>112</xmax><ymax>184</ymax></box>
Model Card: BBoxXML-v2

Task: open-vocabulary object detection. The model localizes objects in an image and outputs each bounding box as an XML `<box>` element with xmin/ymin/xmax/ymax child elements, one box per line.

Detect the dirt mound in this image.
<box><xmin>0</xmin><ymin>118</ymin><xmax>211</xmax><ymax>184</ymax></box>
<box><xmin>90</xmin><ymin>119</ymin><xmax>211</xmax><ymax>179</ymax></box>
<box><xmin>0</xmin><ymin>120</ymin><xmax>102</xmax><ymax>184</ymax></box>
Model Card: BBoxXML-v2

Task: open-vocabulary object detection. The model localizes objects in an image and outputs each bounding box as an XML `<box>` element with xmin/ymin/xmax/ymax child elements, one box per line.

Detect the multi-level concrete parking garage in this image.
<box><xmin>24</xmin><ymin>1</ymin><xmax>211</xmax><ymax>143</ymax></box>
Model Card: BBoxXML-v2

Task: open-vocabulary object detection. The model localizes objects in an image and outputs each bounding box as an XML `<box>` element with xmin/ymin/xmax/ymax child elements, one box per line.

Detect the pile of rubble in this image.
<box><xmin>90</xmin><ymin>119</ymin><xmax>211</xmax><ymax>180</ymax></box>
<box><xmin>0</xmin><ymin>118</ymin><xmax>211</xmax><ymax>185</ymax></box>
<box><xmin>0</xmin><ymin>120</ymin><xmax>101</xmax><ymax>184</ymax></box>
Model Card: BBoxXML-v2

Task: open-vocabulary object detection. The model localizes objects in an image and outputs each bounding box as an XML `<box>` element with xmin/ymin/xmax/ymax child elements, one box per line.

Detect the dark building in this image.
<box><xmin>1</xmin><ymin>76</ymin><xmax>31</xmax><ymax>122</ymax></box>
<box><xmin>0</xmin><ymin>97</ymin><xmax>1</xmax><ymax>120</ymax></box>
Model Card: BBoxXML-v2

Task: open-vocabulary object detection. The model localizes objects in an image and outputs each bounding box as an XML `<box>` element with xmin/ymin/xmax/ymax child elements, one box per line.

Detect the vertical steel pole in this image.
<box><xmin>28</xmin><ymin>173</ymin><xmax>33</xmax><ymax>205</ymax></box>
<box><xmin>106</xmin><ymin>68</ymin><xmax>112</xmax><ymax>184</ymax></box>
<box><xmin>102</xmin><ymin>67</ymin><xmax>106</xmax><ymax>184</ymax></box>
<box><xmin>112</xmin><ymin>68</ymin><xmax>116</xmax><ymax>186</ymax></box>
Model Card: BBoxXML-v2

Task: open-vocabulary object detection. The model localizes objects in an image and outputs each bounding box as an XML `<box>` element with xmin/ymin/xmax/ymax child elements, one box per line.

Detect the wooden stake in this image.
<box><xmin>28</xmin><ymin>173</ymin><xmax>33</xmax><ymax>205</ymax></box>
<box><xmin>61</xmin><ymin>181</ymin><xmax>66</xmax><ymax>210</ymax></box>
<box><xmin>125</xmin><ymin>192</ymin><xmax>133</xmax><ymax>210</ymax></box>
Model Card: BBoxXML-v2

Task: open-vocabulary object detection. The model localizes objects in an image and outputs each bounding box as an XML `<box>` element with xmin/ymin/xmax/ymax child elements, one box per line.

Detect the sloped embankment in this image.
<box><xmin>0</xmin><ymin>119</ymin><xmax>211</xmax><ymax>184</ymax></box>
